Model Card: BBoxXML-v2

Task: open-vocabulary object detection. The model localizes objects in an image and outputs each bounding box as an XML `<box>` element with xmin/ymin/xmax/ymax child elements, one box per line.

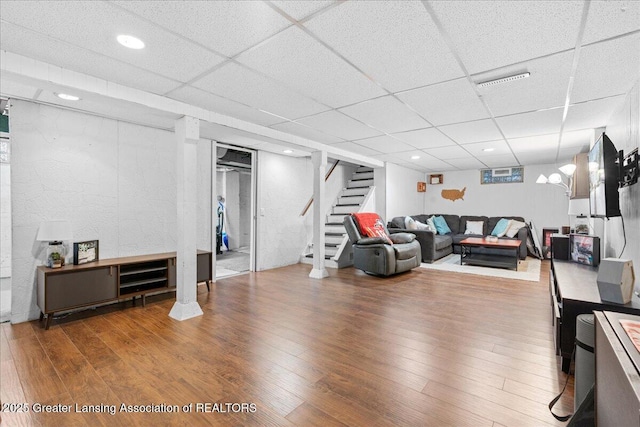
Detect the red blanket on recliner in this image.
<box><xmin>351</xmin><ymin>213</ymin><xmax>393</xmax><ymax>244</ymax></box>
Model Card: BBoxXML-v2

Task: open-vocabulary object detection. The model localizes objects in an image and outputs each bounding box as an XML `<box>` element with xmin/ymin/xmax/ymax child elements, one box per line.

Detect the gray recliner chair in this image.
<box><xmin>343</xmin><ymin>214</ymin><xmax>421</xmax><ymax>276</ymax></box>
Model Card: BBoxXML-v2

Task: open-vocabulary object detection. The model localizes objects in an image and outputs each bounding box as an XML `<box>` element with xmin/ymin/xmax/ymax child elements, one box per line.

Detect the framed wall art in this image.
<box><xmin>73</xmin><ymin>240</ymin><xmax>99</xmax><ymax>265</ymax></box>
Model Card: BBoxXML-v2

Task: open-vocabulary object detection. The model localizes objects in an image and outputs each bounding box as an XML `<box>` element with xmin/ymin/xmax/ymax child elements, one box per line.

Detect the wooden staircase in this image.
<box><xmin>301</xmin><ymin>167</ymin><xmax>374</xmax><ymax>268</ymax></box>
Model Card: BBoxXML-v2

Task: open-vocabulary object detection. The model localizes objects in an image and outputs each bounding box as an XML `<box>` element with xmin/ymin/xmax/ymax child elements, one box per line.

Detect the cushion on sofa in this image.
<box><xmin>488</xmin><ymin>216</ymin><xmax>525</xmax><ymax>233</ymax></box>
<box><xmin>433</xmin><ymin>216</ymin><xmax>452</xmax><ymax>235</ymax></box>
<box><xmin>505</xmin><ymin>220</ymin><xmax>527</xmax><ymax>238</ymax></box>
<box><xmin>405</xmin><ymin>216</ymin><xmax>418</xmax><ymax>230</ymax></box>
<box><xmin>434</xmin><ymin>235</ymin><xmax>453</xmax><ymax>251</ymax></box>
<box><xmin>426</xmin><ymin>216</ymin><xmax>436</xmax><ymax>232</ymax></box>
<box><xmin>491</xmin><ymin>218</ymin><xmax>512</xmax><ymax>237</ymax></box>
<box><xmin>464</xmin><ymin>220</ymin><xmax>484</xmax><ymax>235</ymax></box>
<box><xmin>389</xmin><ymin>216</ymin><xmax>406</xmax><ymax>229</ymax></box>
<box><xmin>460</xmin><ymin>216</ymin><xmax>488</xmax><ymax>235</ymax></box>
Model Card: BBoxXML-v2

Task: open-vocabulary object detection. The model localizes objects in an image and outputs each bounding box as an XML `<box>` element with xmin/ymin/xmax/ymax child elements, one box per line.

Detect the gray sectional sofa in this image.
<box><xmin>387</xmin><ymin>214</ymin><xmax>528</xmax><ymax>263</ymax></box>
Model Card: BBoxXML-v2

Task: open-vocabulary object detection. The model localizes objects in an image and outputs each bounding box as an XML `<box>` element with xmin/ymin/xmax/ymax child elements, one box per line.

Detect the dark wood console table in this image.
<box><xmin>37</xmin><ymin>250</ymin><xmax>212</xmax><ymax>329</ymax></box>
<box><xmin>550</xmin><ymin>259</ymin><xmax>640</xmax><ymax>372</ymax></box>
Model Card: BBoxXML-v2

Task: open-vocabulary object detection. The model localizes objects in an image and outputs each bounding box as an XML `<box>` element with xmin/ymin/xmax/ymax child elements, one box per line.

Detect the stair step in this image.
<box><xmin>325</xmin><ymin>224</ymin><xmax>346</xmax><ymax>234</ymax></box>
<box><xmin>333</xmin><ymin>205</ymin><xmax>359</xmax><ymax>214</ymax></box>
<box><xmin>338</xmin><ymin>195</ymin><xmax>365</xmax><ymax>205</ymax></box>
<box><xmin>304</xmin><ymin>253</ymin><xmax>333</xmax><ymax>260</ymax></box>
<box><xmin>325</xmin><ymin>247</ymin><xmax>339</xmax><ymax>256</ymax></box>
<box><xmin>327</xmin><ymin>214</ymin><xmax>347</xmax><ymax>223</ymax></box>
<box><xmin>347</xmin><ymin>178</ymin><xmax>373</xmax><ymax>188</ymax></box>
<box><xmin>325</xmin><ymin>235</ymin><xmax>345</xmax><ymax>245</ymax></box>
<box><xmin>353</xmin><ymin>171</ymin><xmax>374</xmax><ymax>180</ymax></box>
<box><xmin>356</xmin><ymin>167</ymin><xmax>373</xmax><ymax>173</ymax></box>
<box><xmin>342</xmin><ymin>187</ymin><xmax>369</xmax><ymax>197</ymax></box>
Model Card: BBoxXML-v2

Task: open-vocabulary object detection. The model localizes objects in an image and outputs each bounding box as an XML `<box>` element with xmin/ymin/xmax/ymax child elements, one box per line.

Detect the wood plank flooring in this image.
<box><xmin>0</xmin><ymin>261</ymin><xmax>573</xmax><ymax>426</ymax></box>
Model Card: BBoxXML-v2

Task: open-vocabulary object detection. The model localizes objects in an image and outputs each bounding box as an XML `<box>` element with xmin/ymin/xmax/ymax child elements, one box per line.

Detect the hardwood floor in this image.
<box><xmin>0</xmin><ymin>261</ymin><xmax>573</xmax><ymax>426</ymax></box>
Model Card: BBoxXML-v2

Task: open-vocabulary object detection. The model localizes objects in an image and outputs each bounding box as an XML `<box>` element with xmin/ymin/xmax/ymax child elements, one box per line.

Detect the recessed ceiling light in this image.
<box><xmin>283</xmin><ymin>150</ymin><xmax>293</xmax><ymax>154</ymax></box>
<box><xmin>411</xmin><ymin>155</ymin><xmax>421</xmax><ymax>160</ymax></box>
<box><xmin>117</xmin><ymin>35</ymin><xmax>145</xmax><ymax>49</ymax></box>
<box><xmin>482</xmin><ymin>148</ymin><xmax>495</xmax><ymax>152</ymax></box>
<box><xmin>56</xmin><ymin>93</ymin><xmax>80</xmax><ymax>101</ymax></box>
<box><xmin>477</xmin><ymin>72</ymin><xmax>530</xmax><ymax>88</ymax></box>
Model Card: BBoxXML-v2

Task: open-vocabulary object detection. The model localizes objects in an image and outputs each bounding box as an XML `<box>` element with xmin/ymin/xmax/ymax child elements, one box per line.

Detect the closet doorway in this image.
<box><xmin>215</xmin><ymin>145</ymin><xmax>256</xmax><ymax>279</ymax></box>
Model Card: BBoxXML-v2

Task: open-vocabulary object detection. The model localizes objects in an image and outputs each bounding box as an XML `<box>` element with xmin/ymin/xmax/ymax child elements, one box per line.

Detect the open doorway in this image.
<box><xmin>215</xmin><ymin>145</ymin><xmax>255</xmax><ymax>279</ymax></box>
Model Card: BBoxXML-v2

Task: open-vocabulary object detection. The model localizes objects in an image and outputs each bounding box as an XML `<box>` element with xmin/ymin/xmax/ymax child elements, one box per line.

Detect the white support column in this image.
<box><xmin>169</xmin><ymin>116</ymin><xmax>204</xmax><ymax>321</ymax></box>
<box><xmin>309</xmin><ymin>150</ymin><xmax>329</xmax><ymax>279</ymax></box>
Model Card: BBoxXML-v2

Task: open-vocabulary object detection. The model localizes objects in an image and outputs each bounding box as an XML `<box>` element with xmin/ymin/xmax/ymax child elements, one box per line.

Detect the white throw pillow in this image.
<box><xmin>505</xmin><ymin>220</ymin><xmax>526</xmax><ymax>238</ymax></box>
<box><xmin>404</xmin><ymin>216</ymin><xmax>418</xmax><ymax>230</ymax></box>
<box><xmin>464</xmin><ymin>220</ymin><xmax>484</xmax><ymax>235</ymax></box>
<box><xmin>415</xmin><ymin>220</ymin><xmax>430</xmax><ymax>231</ymax></box>
<box><xmin>426</xmin><ymin>216</ymin><xmax>436</xmax><ymax>232</ymax></box>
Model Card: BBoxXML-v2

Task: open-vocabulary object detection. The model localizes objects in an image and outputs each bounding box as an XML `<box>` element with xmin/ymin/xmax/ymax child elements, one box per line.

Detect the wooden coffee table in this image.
<box><xmin>459</xmin><ymin>237</ymin><xmax>522</xmax><ymax>270</ymax></box>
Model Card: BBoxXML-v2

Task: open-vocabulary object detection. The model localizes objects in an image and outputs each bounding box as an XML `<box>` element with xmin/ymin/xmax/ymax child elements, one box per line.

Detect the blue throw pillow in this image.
<box><xmin>433</xmin><ymin>215</ymin><xmax>452</xmax><ymax>235</ymax></box>
<box><xmin>491</xmin><ymin>218</ymin><xmax>511</xmax><ymax>237</ymax></box>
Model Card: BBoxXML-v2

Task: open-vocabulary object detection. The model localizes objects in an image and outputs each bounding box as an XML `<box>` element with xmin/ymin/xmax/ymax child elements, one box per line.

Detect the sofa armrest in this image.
<box><xmin>517</xmin><ymin>226</ymin><xmax>528</xmax><ymax>259</ymax></box>
<box><xmin>390</xmin><ymin>228</ymin><xmax>436</xmax><ymax>262</ymax></box>
<box><xmin>357</xmin><ymin>237</ymin><xmax>390</xmax><ymax>245</ymax></box>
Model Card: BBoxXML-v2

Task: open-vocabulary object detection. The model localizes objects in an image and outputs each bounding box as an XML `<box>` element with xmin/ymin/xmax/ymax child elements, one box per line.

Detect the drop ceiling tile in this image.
<box><xmin>495</xmin><ymin>109</ymin><xmax>564</xmax><ymax>139</ymax></box>
<box><xmin>509</xmin><ymin>133</ymin><xmax>560</xmax><ymax>154</ymax></box>
<box><xmin>339</xmin><ymin>96</ymin><xmax>431</xmax><ymax>134</ymax></box>
<box><xmin>0</xmin><ymin>22</ymin><xmax>180</xmax><ymax>95</ymax></box>
<box><xmin>295</xmin><ymin>110</ymin><xmax>382</xmax><ymax>141</ymax></box>
<box><xmin>329</xmin><ymin>142</ymin><xmax>382</xmax><ymax>157</ymax></box>
<box><xmin>446</xmin><ymin>157</ymin><xmax>488</xmax><ymax>170</ymax></box>
<box><xmin>169</xmin><ymin>86</ymin><xmax>284</xmax><ymax>126</ymax></box>
<box><xmin>1</xmin><ymin>2</ymin><xmax>225</xmax><ymax>83</ymax></box>
<box><xmin>583</xmin><ymin>1</ymin><xmax>640</xmax><ymax>44</ymax></box>
<box><xmin>270</xmin><ymin>121</ymin><xmax>344</xmax><ymax>144</ymax></box>
<box><xmin>511</xmin><ymin>151</ymin><xmax>555</xmax><ymax>165</ymax></box>
<box><xmin>480</xmin><ymin>154</ymin><xmax>519</xmax><ymax>168</ymax></box>
<box><xmin>271</xmin><ymin>0</ymin><xmax>335</xmax><ymax>21</ymax></box>
<box><xmin>430</xmin><ymin>0</ymin><xmax>583</xmax><ymax>73</ymax></box>
<box><xmin>354</xmin><ymin>135</ymin><xmax>415</xmax><ymax>154</ymax></box>
<box><xmin>425</xmin><ymin>145</ymin><xmax>473</xmax><ymax>160</ymax></box>
<box><xmin>438</xmin><ymin>119</ymin><xmax>503</xmax><ymax>144</ymax></box>
<box><xmin>572</xmin><ymin>34</ymin><xmax>640</xmax><ymax>103</ymax></box>
<box><xmin>558</xmin><ymin>147</ymin><xmax>587</xmax><ymax>162</ymax></box>
<box><xmin>113</xmin><ymin>1</ymin><xmax>291</xmax><ymax>57</ymax></box>
<box><xmin>564</xmin><ymin>95</ymin><xmax>626</xmax><ymax>132</ymax></box>
<box><xmin>236</xmin><ymin>26</ymin><xmax>387</xmax><ymax>108</ymax></box>
<box><xmin>305</xmin><ymin>1</ymin><xmax>463</xmax><ymax>92</ymax></box>
<box><xmin>409</xmin><ymin>155</ymin><xmax>455</xmax><ymax>171</ymax></box>
<box><xmin>391</xmin><ymin>128</ymin><xmax>455</xmax><ymax>149</ymax></box>
<box><xmin>387</xmin><ymin>150</ymin><xmax>430</xmax><ymax>164</ymax></box>
<box><xmin>193</xmin><ymin>62</ymin><xmax>329</xmax><ymax>120</ymax></box>
<box><xmin>560</xmin><ymin>129</ymin><xmax>594</xmax><ymax>148</ymax></box>
<box><xmin>463</xmin><ymin>140</ymin><xmax>513</xmax><ymax>157</ymax></box>
<box><xmin>397</xmin><ymin>78</ymin><xmax>488</xmax><ymax>126</ymax></box>
<box><xmin>477</xmin><ymin>51</ymin><xmax>574</xmax><ymax>116</ymax></box>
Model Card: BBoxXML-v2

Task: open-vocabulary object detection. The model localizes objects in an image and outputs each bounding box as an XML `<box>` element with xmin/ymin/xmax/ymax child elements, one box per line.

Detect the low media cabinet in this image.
<box><xmin>37</xmin><ymin>250</ymin><xmax>212</xmax><ymax>329</ymax></box>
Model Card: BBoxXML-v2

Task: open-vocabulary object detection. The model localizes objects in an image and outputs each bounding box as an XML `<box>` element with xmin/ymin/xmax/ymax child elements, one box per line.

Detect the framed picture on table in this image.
<box><xmin>73</xmin><ymin>240</ymin><xmax>99</xmax><ymax>265</ymax></box>
<box><xmin>542</xmin><ymin>228</ymin><xmax>559</xmax><ymax>259</ymax></box>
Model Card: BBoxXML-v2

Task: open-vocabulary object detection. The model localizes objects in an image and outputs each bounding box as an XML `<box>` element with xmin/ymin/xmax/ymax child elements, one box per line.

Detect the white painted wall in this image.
<box><xmin>421</xmin><ymin>164</ymin><xmax>570</xmax><ymax>240</ymax></box>
<box><xmin>9</xmin><ymin>100</ymin><xmax>212</xmax><ymax>323</ymax></box>
<box><xmin>605</xmin><ymin>80</ymin><xmax>640</xmax><ymax>264</ymax></box>
<box><xmin>256</xmin><ymin>151</ymin><xmax>312</xmax><ymax>271</ymax></box>
<box><xmin>197</xmin><ymin>140</ymin><xmax>212</xmax><ymax>252</ymax></box>
<box><xmin>1</xmin><ymin>162</ymin><xmax>11</xmax><ymax>277</ymax></box>
<box><xmin>384</xmin><ymin>162</ymin><xmax>426</xmax><ymax>221</ymax></box>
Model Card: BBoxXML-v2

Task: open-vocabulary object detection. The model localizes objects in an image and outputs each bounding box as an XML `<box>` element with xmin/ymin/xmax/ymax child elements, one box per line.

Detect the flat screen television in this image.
<box><xmin>588</xmin><ymin>132</ymin><xmax>621</xmax><ymax>218</ymax></box>
<box><xmin>570</xmin><ymin>234</ymin><xmax>600</xmax><ymax>267</ymax></box>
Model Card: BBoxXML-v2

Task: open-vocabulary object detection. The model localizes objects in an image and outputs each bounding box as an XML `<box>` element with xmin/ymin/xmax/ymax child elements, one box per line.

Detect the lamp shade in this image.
<box><xmin>559</xmin><ymin>163</ymin><xmax>577</xmax><ymax>176</ymax></box>
<box><xmin>536</xmin><ymin>174</ymin><xmax>548</xmax><ymax>184</ymax></box>
<box><xmin>548</xmin><ymin>173</ymin><xmax>563</xmax><ymax>184</ymax></box>
<box><xmin>36</xmin><ymin>221</ymin><xmax>72</xmax><ymax>242</ymax></box>
<box><xmin>568</xmin><ymin>198</ymin><xmax>590</xmax><ymax>216</ymax></box>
